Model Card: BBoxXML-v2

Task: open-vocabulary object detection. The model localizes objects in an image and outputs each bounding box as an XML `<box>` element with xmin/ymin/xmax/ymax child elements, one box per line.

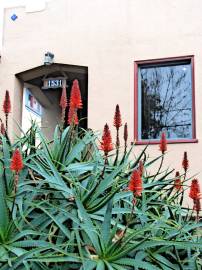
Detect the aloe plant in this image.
<box><xmin>0</xmin><ymin>119</ymin><xmax>201</xmax><ymax>270</ymax></box>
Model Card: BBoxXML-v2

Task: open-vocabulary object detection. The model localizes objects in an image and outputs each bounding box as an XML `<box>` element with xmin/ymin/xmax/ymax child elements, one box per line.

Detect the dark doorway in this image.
<box><xmin>16</xmin><ymin>63</ymin><xmax>88</xmax><ymax>138</ymax></box>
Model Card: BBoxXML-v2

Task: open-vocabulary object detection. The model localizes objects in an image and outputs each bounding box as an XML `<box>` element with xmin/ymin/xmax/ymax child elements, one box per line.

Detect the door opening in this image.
<box><xmin>16</xmin><ymin>63</ymin><xmax>88</xmax><ymax>140</ymax></box>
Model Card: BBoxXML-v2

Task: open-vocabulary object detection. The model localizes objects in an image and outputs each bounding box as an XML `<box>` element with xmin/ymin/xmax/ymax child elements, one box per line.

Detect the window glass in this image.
<box><xmin>138</xmin><ymin>61</ymin><xmax>192</xmax><ymax>140</ymax></box>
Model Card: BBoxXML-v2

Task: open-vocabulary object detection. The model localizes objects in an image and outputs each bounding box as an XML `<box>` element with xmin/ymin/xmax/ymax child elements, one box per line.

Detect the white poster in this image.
<box><xmin>22</xmin><ymin>88</ymin><xmax>42</xmax><ymax>133</ymax></box>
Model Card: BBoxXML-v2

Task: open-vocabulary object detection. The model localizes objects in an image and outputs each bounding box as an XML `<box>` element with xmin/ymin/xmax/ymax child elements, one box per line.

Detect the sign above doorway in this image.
<box><xmin>42</xmin><ymin>77</ymin><xmax>67</xmax><ymax>89</ymax></box>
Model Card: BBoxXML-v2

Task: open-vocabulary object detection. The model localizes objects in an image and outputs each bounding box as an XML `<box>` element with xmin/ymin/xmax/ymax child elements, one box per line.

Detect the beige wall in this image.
<box><xmin>0</xmin><ymin>0</ymin><xmax>202</xmax><ymax>203</ymax></box>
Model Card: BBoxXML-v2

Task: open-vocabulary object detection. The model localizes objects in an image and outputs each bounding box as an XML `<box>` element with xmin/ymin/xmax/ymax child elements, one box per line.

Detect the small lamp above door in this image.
<box><xmin>44</xmin><ymin>52</ymin><xmax>54</xmax><ymax>65</ymax></box>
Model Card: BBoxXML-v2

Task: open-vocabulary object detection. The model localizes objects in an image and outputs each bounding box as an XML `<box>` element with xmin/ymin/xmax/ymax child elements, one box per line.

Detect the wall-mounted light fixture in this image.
<box><xmin>44</xmin><ymin>52</ymin><xmax>54</xmax><ymax>65</ymax></box>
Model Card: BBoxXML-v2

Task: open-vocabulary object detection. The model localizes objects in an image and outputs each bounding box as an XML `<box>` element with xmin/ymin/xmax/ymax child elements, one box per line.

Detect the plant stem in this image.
<box><xmin>61</xmin><ymin>108</ymin><xmax>66</xmax><ymax>131</ymax></box>
<box><xmin>154</xmin><ymin>155</ymin><xmax>164</xmax><ymax>181</ymax></box>
<box><xmin>3</xmin><ymin>168</ymin><xmax>9</xmax><ymax>195</ymax></box>
<box><xmin>124</xmin><ymin>140</ymin><xmax>127</xmax><ymax>156</ymax></box>
<box><xmin>180</xmin><ymin>170</ymin><xmax>187</xmax><ymax>206</ymax></box>
<box><xmin>66</xmin><ymin>120</ymin><xmax>76</xmax><ymax>154</ymax></box>
<box><xmin>114</xmin><ymin>128</ymin><xmax>120</xmax><ymax>165</ymax></box>
<box><xmin>11</xmin><ymin>173</ymin><xmax>18</xmax><ymax>215</ymax></box>
<box><xmin>5</xmin><ymin>114</ymin><xmax>8</xmax><ymax>133</ymax></box>
<box><xmin>101</xmin><ymin>155</ymin><xmax>108</xmax><ymax>179</ymax></box>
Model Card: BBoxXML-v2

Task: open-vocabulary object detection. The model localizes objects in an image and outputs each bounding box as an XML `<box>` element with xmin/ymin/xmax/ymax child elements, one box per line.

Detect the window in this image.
<box><xmin>134</xmin><ymin>56</ymin><xmax>197</xmax><ymax>144</ymax></box>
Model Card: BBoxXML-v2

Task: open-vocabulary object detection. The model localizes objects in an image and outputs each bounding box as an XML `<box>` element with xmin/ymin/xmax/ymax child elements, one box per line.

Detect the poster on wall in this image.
<box><xmin>22</xmin><ymin>88</ymin><xmax>42</xmax><ymax>136</ymax></box>
<box><xmin>25</xmin><ymin>89</ymin><xmax>42</xmax><ymax>116</ymax></box>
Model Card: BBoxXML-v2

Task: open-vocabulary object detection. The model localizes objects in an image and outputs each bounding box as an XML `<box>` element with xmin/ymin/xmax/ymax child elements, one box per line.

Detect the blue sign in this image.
<box><xmin>11</xmin><ymin>14</ymin><xmax>18</xmax><ymax>21</ymax></box>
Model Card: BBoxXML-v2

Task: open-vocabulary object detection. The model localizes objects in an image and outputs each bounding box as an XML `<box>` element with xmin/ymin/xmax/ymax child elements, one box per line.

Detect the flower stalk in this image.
<box><xmin>3</xmin><ymin>90</ymin><xmax>11</xmax><ymax>133</ymax></box>
<box><xmin>180</xmin><ymin>151</ymin><xmax>189</xmax><ymax>205</ymax></box>
<box><xmin>128</xmin><ymin>169</ymin><xmax>143</xmax><ymax>197</ymax></box>
<box><xmin>10</xmin><ymin>149</ymin><xmax>23</xmax><ymax>214</ymax></box>
<box><xmin>124</xmin><ymin>123</ymin><xmax>128</xmax><ymax>155</ymax></box>
<box><xmin>174</xmin><ymin>171</ymin><xmax>182</xmax><ymax>191</ymax></box>
<box><xmin>119</xmin><ymin>168</ymin><xmax>144</xmax><ymax>238</ymax></box>
<box><xmin>100</xmin><ymin>124</ymin><xmax>114</xmax><ymax>178</ymax></box>
<box><xmin>67</xmin><ymin>79</ymin><xmax>82</xmax><ymax>126</ymax></box>
<box><xmin>59</xmin><ymin>87</ymin><xmax>68</xmax><ymax>129</ymax></box>
<box><xmin>66</xmin><ymin>79</ymin><xmax>82</xmax><ymax>152</ymax></box>
<box><xmin>113</xmin><ymin>105</ymin><xmax>122</xmax><ymax>165</ymax></box>
<box><xmin>189</xmin><ymin>179</ymin><xmax>201</xmax><ymax>221</ymax></box>
<box><xmin>154</xmin><ymin>132</ymin><xmax>167</xmax><ymax>180</ymax></box>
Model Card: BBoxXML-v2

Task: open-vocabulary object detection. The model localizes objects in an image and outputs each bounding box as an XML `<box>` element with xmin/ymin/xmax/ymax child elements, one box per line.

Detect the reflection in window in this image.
<box><xmin>139</xmin><ymin>60</ymin><xmax>193</xmax><ymax>140</ymax></box>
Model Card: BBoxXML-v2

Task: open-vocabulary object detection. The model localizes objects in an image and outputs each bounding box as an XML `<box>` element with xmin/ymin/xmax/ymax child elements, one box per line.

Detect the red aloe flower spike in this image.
<box><xmin>128</xmin><ymin>169</ymin><xmax>143</xmax><ymax>197</ymax></box>
<box><xmin>3</xmin><ymin>90</ymin><xmax>11</xmax><ymax>114</ymax></box>
<box><xmin>159</xmin><ymin>132</ymin><xmax>167</xmax><ymax>154</ymax></box>
<box><xmin>113</xmin><ymin>104</ymin><xmax>122</xmax><ymax>129</ymax></box>
<box><xmin>139</xmin><ymin>160</ymin><xmax>144</xmax><ymax>177</ymax></box>
<box><xmin>100</xmin><ymin>123</ymin><xmax>114</xmax><ymax>156</ymax></box>
<box><xmin>189</xmin><ymin>179</ymin><xmax>200</xmax><ymax>200</ymax></box>
<box><xmin>182</xmin><ymin>151</ymin><xmax>189</xmax><ymax>172</ymax></box>
<box><xmin>174</xmin><ymin>171</ymin><xmax>182</xmax><ymax>190</ymax></box>
<box><xmin>68</xmin><ymin>106</ymin><xmax>79</xmax><ymax>125</ymax></box>
<box><xmin>124</xmin><ymin>123</ymin><xmax>128</xmax><ymax>143</ymax></box>
<box><xmin>3</xmin><ymin>90</ymin><xmax>11</xmax><ymax>132</ymax></box>
<box><xmin>10</xmin><ymin>149</ymin><xmax>23</xmax><ymax>173</ymax></box>
<box><xmin>69</xmin><ymin>79</ymin><xmax>82</xmax><ymax>109</ymax></box>
<box><xmin>60</xmin><ymin>87</ymin><xmax>68</xmax><ymax>109</ymax></box>
<box><xmin>114</xmin><ymin>105</ymin><xmax>122</xmax><ymax>152</ymax></box>
<box><xmin>60</xmin><ymin>87</ymin><xmax>68</xmax><ymax>126</ymax></box>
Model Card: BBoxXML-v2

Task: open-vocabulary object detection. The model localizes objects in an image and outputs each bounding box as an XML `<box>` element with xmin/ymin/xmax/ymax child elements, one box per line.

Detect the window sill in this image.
<box><xmin>131</xmin><ymin>139</ymin><xmax>198</xmax><ymax>145</ymax></box>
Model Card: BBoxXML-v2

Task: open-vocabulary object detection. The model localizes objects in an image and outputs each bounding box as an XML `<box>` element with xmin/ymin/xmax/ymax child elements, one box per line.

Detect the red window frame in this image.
<box><xmin>134</xmin><ymin>55</ymin><xmax>198</xmax><ymax>145</ymax></box>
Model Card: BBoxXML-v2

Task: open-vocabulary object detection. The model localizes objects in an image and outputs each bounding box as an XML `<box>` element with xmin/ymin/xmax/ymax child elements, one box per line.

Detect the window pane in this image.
<box><xmin>139</xmin><ymin>61</ymin><xmax>192</xmax><ymax>140</ymax></box>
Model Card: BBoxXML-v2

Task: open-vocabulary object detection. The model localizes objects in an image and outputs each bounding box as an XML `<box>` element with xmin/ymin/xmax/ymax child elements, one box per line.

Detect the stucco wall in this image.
<box><xmin>0</xmin><ymin>0</ymin><xmax>202</xmax><ymax>205</ymax></box>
